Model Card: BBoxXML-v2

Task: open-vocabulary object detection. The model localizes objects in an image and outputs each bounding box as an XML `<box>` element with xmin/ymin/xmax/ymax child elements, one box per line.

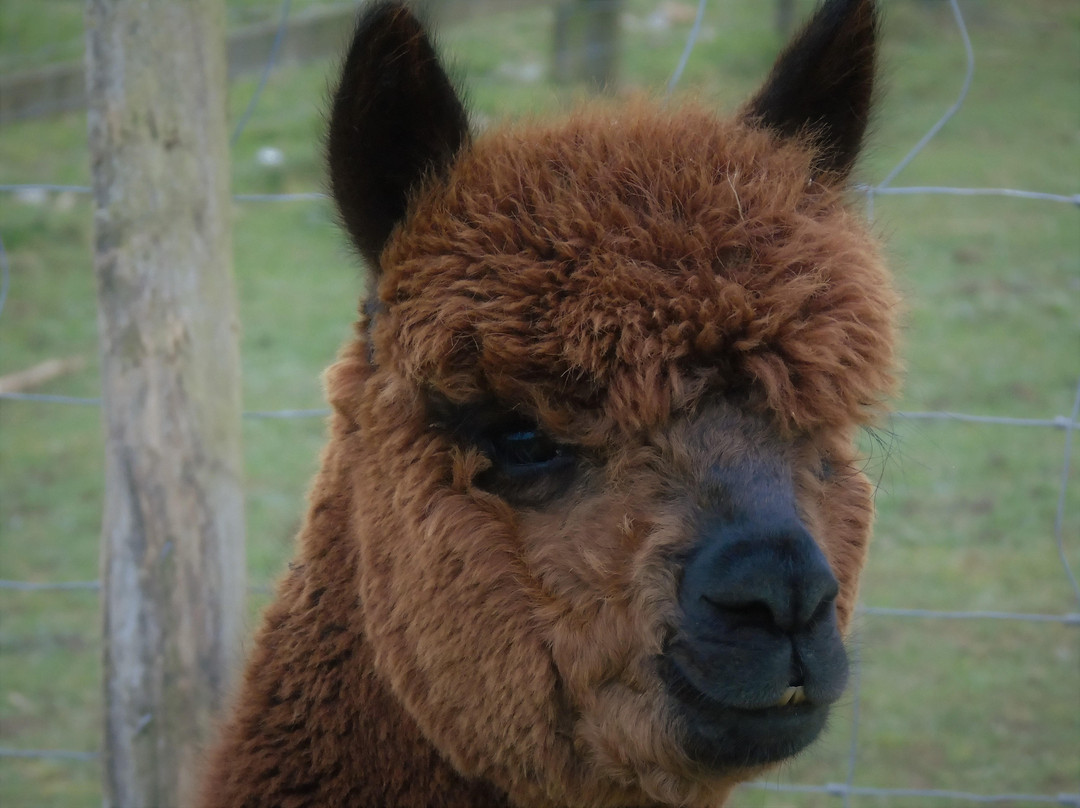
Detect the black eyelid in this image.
<box><xmin>505</xmin><ymin>429</ymin><xmax>538</xmax><ymax>441</ymax></box>
<box><xmin>818</xmin><ymin>458</ymin><xmax>834</xmax><ymax>479</ymax></box>
<box><xmin>424</xmin><ymin>390</ymin><xmax>553</xmax><ymax>448</ymax></box>
<box><xmin>424</xmin><ymin>389</ymin><xmax>477</xmax><ymax>434</ymax></box>
<box><xmin>423</xmin><ymin>390</ymin><xmax>579</xmax><ymax>506</ymax></box>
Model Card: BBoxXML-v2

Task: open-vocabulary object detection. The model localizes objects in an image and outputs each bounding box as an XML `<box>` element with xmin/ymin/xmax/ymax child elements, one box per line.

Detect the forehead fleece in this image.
<box><xmin>374</xmin><ymin>103</ymin><xmax>898</xmax><ymax>435</ymax></box>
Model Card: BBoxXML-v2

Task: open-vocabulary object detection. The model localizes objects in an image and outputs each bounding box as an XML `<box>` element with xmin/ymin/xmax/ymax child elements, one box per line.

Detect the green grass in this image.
<box><xmin>1</xmin><ymin>0</ymin><xmax>1078</xmax><ymax>805</ymax></box>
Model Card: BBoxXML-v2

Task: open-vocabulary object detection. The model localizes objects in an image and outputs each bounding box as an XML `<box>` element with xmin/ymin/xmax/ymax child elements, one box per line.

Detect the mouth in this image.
<box><xmin>775</xmin><ymin>685</ymin><xmax>807</xmax><ymax>707</ymax></box>
<box><xmin>660</xmin><ymin>657</ymin><xmax>830</xmax><ymax>770</ymax></box>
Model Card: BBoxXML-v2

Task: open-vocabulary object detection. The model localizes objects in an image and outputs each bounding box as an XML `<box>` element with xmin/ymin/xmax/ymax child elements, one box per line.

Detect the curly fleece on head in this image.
<box><xmin>378</xmin><ymin>103</ymin><xmax>897</xmax><ymax>438</ymax></box>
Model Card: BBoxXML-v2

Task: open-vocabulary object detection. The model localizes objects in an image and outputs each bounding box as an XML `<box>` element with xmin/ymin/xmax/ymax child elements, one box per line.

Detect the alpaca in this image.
<box><xmin>201</xmin><ymin>1</ymin><xmax>897</xmax><ymax>805</ymax></box>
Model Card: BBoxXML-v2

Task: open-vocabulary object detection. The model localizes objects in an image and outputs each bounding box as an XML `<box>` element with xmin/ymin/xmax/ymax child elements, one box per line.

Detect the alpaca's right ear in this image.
<box><xmin>741</xmin><ymin>0</ymin><xmax>877</xmax><ymax>181</ymax></box>
<box><xmin>327</xmin><ymin>1</ymin><xmax>469</xmax><ymax>269</ymax></box>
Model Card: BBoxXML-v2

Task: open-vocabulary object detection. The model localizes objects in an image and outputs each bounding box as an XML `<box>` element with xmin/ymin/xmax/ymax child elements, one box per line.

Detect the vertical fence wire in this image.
<box><xmin>0</xmin><ymin>0</ymin><xmax>1077</xmax><ymax>804</ymax></box>
<box><xmin>1055</xmin><ymin>380</ymin><xmax>1080</xmax><ymax>606</ymax></box>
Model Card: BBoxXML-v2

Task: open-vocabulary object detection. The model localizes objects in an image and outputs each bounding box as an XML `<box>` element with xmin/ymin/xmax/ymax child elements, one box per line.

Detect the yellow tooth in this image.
<box><xmin>779</xmin><ymin>686</ymin><xmax>798</xmax><ymax>706</ymax></box>
<box><xmin>789</xmin><ymin>686</ymin><xmax>807</xmax><ymax>705</ymax></box>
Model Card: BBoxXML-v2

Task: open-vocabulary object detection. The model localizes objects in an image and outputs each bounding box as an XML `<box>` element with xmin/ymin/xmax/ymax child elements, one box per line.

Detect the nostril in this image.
<box><xmin>702</xmin><ymin>596</ymin><xmax>778</xmax><ymax>631</ymax></box>
<box><xmin>803</xmin><ymin>570</ymin><xmax>839</xmax><ymax>618</ymax></box>
<box><xmin>681</xmin><ymin>520</ymin><xmax>841</xmax><ymax>635</ymax></box>
<box><xmin>789</xmin><ymin>572</ymin><xmax>839</xmax><ymax>635</ymax></box>
<box><xmin>807</xmin><ymin>591</ymin><xmax>837</xmax><ymax>627</ymax></box>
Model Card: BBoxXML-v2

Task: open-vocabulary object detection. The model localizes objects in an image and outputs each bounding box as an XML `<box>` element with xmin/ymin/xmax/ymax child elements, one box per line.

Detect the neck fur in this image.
<box><xmin>200</xmin><ymin>430</ymin><xmax>512</xmax><ymax>807</ymax></box>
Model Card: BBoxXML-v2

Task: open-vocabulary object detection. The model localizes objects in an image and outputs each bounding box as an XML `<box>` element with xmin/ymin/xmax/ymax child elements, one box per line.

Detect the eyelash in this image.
<box><xmin>426</xmin><ymin>396</ymin><xmax>579</xmax><ymax>505</ymax></box>
<box><xmin>482</xmin><ymin>424</ymin><xmax>571</xmax><ymax>475</ymax></box>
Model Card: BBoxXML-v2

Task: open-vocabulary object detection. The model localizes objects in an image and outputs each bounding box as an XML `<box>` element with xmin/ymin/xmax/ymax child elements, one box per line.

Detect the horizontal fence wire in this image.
<box><xmin>6</xmin><ymin>579</ymin><xmax>1078</xmax><ymax>624</ymax></box>
<box><xmin>0</xmin><ymin>747</ymin><xmax>98</xmax><ymax>763</ymax></box>
<box><xmin>4</xmin><ymin>183</ymin><xmax>1078</xmax><ymax>205</ymax></box>
<box><xmin>3</xmin><ymin>389</ymin><xmax>1080</xmax><ymax>429</ymax></box>
<box><xmin>0</xmin><ymin>0</ymin><xmax>1077</xmax><ymax>803</ymax></box>
<box><xmin>746</xmin><ymin>782</ymin><xmax>1080</xmax><ymax>807</ymax></box>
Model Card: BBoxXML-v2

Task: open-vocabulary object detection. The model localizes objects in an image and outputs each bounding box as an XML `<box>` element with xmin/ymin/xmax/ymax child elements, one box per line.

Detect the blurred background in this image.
<box><xmin>1</xmin><ymin>0</ymin><xmax>1077</xmax><ymax>805</ymax></box>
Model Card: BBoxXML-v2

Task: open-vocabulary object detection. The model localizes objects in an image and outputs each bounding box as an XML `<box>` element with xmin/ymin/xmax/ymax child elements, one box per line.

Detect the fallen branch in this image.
<box><xmin>0</xmin><ymin>357</ymin><xmax>85</xmax><ymax>394</ymax></box>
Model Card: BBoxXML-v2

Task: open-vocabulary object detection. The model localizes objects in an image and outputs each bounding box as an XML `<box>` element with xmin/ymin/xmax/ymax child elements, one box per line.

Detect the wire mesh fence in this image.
<box><xmin>0</xmin><ymin>0</ymin><xmax>1077</xmax><ymax>805</ymax></box>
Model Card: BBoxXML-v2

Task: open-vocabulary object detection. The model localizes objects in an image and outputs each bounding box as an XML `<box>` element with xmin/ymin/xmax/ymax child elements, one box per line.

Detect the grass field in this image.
<box><xmin>1</xmin><ymin>0</ymin><xmax>1078</xmax><ymax>805</ymax></box>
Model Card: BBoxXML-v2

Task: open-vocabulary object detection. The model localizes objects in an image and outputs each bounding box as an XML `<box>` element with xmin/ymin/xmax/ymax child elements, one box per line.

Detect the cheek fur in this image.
<box><xmin>816</xmin><ymin>468</ymin><xmax>875</xmax><ymax>634</ymax></box>
<box><xmin>352</xmin><ymin>375</ymin><xmax>564</xmax><ymax>799</ymax></box>
<box><xmin>792</xmin><ymin>446</ymin><xmax>875</xmax><ymax>635</ymax></box>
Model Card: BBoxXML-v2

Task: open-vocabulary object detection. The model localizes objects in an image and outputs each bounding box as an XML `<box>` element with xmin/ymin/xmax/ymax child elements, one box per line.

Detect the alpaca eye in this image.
<box><xmin>477</xmin><ymin>418</ymin><xmax>577</xmax><ymax>505</ymax></box>
<box><xmin>487</xmin><ymin>426</ymin><xmax>567</xmax><ymax>475</ymax></box>
<box><xmin>425</xmin><ymin>392</ymin><xmax>578</xmax><ymax>505</ymax></box>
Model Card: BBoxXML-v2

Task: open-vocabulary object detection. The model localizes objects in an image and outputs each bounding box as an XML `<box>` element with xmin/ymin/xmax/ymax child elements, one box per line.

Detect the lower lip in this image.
<box><xmin>683</xmin><ymin>700</ymin><xmax>829</xmax><ymax>768</ymax></box>
<box><xmin>663</xmin><ymin>665</ymin><xmax>830</xmax><ymax>768</ymax></box>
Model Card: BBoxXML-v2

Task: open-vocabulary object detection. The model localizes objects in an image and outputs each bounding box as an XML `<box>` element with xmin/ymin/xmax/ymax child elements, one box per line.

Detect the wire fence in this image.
<box><xmin>0</xmin><ymin>0</ymin><xmax>1077</xmax><ymax>805</ymax></box>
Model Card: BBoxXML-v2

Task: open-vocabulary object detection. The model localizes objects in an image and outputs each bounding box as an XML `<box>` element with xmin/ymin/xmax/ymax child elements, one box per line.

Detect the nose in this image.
<box><xmin>661</xmin><ymin>444</ymin><xmax>850</xmax><ymax>770</ymax></box>
<box><xmin>682</xmin><ymin>518</ymin><xmax>839</xmax><ymax>635</ymax></box>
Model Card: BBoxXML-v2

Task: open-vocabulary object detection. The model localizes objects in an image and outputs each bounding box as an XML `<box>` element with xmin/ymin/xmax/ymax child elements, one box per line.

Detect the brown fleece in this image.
<box><xmin>202</xmin><ymin>86</ymin><xmax>896</xmax><ymax>808</ymax></box>
<box><xmin>380</xmin><ymin>104</ymin><xmax>896</xmax><ymax>438</ymax></box>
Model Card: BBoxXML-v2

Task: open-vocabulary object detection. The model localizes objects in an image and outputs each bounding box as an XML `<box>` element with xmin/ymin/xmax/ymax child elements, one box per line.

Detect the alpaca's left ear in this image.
<box><xmin>327</xmin><ymin>1</ymin><xmax>470</xmax><ymax>269</ymax></box>
<box><xmin>742</xmin><ymin>0</ymin><xmax>878</xmax><ymax>181</ymax></box>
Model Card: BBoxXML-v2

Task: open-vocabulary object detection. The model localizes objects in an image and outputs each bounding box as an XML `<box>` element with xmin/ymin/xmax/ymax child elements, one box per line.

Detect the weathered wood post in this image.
<box><xmin>552</xmin><ymin>0</ymin><xmax>624</xmax><ymax>90</ymax></box>
<box><xmin>85</xmin><ymin>0</ymin><xmax>246</xmax><ymax>805</ymax></box>
<box><xmin>776</xmin><ymin>0</ymin><xmax>796</xmax><ymax>35</ymax></box>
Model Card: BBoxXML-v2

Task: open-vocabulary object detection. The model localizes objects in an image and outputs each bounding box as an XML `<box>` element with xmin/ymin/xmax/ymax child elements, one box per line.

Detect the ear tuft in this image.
<box><xmin>742</xmin><ymin>0</ymin><xmax>878</xmax><ymax>181</ymax></box>
<box><xmin>326</xmin><ymin>1</ymin><xmax>470</xmax><ymax>269</ymax></box>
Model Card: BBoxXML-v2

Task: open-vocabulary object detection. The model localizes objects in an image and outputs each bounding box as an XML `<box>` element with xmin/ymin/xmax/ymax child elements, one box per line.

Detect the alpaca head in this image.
<box><xmin>324</xmin><ymin>1</ymin><xmax>896</xmax><ymax>805</ymax></box>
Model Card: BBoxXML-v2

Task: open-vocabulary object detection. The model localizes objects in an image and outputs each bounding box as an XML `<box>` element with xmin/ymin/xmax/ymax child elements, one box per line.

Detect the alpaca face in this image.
<box><xmin>326</xmin><ymin>1</ymin><xmax>894</xmax><ymax>805</ymax></box>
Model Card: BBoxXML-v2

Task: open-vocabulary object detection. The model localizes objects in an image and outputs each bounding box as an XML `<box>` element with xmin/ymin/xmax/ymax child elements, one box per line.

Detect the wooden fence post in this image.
<box><xmin>776</xmin><ymin>0</ymin><xmax>796</xmax><ymax>35</ymax></box>
<box><xmin>85</xmin><ymin>0</ymin><xmax>246</xmax><ymax>805</ymax></box>
<box><xmin>552</xmin><ymin>0</ymin><xmax>624</xmax><ymax>90</ymax></box>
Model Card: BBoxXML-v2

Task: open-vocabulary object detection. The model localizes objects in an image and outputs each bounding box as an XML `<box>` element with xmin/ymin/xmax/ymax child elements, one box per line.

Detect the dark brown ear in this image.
<box><xmin>326</xmin><ymin>1</ymin><xmax>469</xmax><ymax>269</ymax></box>
<box><xmin>742</xmin><ymin>0</ymin><xmax>878</xmax><ymax>181</ymax></box>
